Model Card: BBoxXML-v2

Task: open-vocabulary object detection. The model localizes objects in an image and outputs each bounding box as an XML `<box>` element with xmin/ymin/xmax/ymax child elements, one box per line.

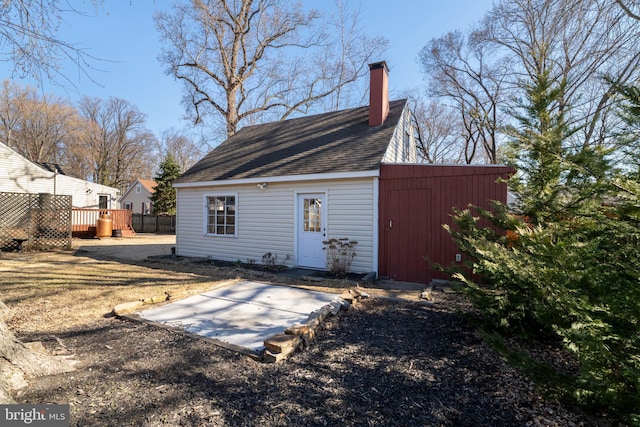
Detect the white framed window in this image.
<box><xmin>136</xmin><ymin>184</ymin><xmax>141</xmax><ymax>193</ymax></box>
<box><xmin>204</xmin><ymin>193</ymin><xmax>237</xmax><ymax>237</ymax></box>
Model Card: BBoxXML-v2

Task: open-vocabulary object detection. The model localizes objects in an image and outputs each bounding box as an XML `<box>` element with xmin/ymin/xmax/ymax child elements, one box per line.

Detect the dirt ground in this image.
<box><xmin>0</xmin><ymin>238</ymin><xmax>606</xmax><ymax>426</ymax></box>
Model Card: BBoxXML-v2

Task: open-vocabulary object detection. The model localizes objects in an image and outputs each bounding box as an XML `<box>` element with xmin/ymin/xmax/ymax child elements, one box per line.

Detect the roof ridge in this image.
<box><xmin>235</xmin><ymin>98</ymin><xmax>408</xmax><ymax>134</ymax></box>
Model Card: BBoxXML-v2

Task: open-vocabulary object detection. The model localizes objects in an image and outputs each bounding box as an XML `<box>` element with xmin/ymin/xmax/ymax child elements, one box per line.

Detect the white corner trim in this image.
<box><xmin>372</xmin><ymin>177</ymin><xmax>379</xmax><ymax>274</ymax></box>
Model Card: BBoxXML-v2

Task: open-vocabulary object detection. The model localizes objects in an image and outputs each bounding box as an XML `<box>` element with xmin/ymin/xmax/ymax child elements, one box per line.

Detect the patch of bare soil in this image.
<box><xmin>2</xmin><ymin>251</ymin><xmax>603</xmax><ymax>426</ymax></box>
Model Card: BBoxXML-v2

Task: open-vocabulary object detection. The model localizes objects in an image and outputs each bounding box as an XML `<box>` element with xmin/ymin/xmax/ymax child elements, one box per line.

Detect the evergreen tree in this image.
<box><xmin>443</xmin><ymin>69</ymin><xmax>639</xmax><ymax>422</ymax></box>
<box><xmin>502</xmin><ymin>70</ymin><xmax>610</xmax><ymax>225</ymax></box>
<box><xmin>610</xmin><ymin>81</ymin><xmax>640</xmax><ymax>181</ymax></box>
<box><xmin>150</xmin><ymin>154</ymin><xmax>181</xmax><ymax>215</ymax></box>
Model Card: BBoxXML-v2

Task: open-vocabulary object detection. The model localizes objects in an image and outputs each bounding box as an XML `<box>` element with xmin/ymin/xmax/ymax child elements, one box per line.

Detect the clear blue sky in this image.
<box><xmin>5</xmin><ymin>0</ymin><xmax>494</xmax><ymax>142</ymax></box>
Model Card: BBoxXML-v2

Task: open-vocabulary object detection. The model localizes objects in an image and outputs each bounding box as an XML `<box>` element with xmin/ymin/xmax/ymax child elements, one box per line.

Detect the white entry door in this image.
<box><xmin>297</xmin><ymin>193</ymin><xmax>326</xmax><ymax>269</ymax></box>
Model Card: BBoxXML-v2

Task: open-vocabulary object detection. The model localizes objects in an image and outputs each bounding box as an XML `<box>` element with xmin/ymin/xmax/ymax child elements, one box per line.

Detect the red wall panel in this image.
<box><xmin>379</xmin><ymin>164</ymin><xmax>512</xmax><ymax>284</ymax></box>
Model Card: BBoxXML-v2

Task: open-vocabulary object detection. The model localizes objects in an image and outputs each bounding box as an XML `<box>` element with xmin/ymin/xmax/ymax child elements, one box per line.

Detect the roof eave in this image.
<box><xmin>173</xmin><ymin>169</ymin><xmax>380</xmax><ymax>188</ymax></box>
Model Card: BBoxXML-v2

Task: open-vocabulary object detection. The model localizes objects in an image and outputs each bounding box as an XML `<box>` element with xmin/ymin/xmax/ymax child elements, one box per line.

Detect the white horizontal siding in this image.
<box><xmin>176</xmin><ymin>177</ymin><xmax>377</xmax><ymax>274</ymax></box>
<box><xmin>382</xmin><ymin>103</ymin><xmax>417</xmax><ymax>163</ymax></box>
<box><xmin>1</xmin><ymin>143</ymin><xmax>52</xmax><ymax>194</ymax></box>
<box><xmin>176</xmin><ymin>184</ymin><xmax>296</xmax><ymax>267</ymax></box>
<box><xmin>119</xmin><ymin>189</ymin><xmax>153</xmax><ymax>213</ymax></box>
<box><xmin>54</xmin><ymin>175</ymin><xmax>120</xmax><ymax>208</ymax></box>
<box><xmin>0</xmin><ymin>142</ymin><xmax>119</xmax><ymax>208</ymax></box>
<box><xmin>326</xmin><ymin>181</ymin><xmax>375</xmax><ymax>273</ymax></box>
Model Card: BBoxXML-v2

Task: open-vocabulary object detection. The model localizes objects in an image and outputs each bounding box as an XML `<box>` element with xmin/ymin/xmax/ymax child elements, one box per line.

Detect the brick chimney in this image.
<box><xmin>368</xmin><ymin>61</ymin><xmax>389</xmax><ymax>127</ymax></box>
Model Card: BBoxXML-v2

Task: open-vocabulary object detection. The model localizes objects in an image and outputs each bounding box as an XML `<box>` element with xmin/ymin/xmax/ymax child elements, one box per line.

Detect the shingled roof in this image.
<box><xmin>137</xmin><ymin>178</ymin><xmax>157</xmax><ymax>193</ymax></box>
<box><xmin>175</xmin><ymin>98</ymin><xmax>408</xmax><ymax>184</ymax></box>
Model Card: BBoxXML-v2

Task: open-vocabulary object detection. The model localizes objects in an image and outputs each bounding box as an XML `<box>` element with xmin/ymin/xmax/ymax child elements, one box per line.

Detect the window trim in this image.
<box><xmin>403</xmin><ymin>131</ymin><xmax>411</xmax><ymax>161</ymax></box>
<box><xmin>203</xmin><ymin>192</ymin><xmax>238</xmax><ymax>237</ymax></box>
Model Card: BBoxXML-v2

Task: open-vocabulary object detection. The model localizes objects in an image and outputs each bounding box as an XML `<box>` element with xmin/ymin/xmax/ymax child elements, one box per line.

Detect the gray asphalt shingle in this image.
<box><xmin>175</xmin><ymin>99</ymin><xmax>408</xmax><ymax>184</ymax></box>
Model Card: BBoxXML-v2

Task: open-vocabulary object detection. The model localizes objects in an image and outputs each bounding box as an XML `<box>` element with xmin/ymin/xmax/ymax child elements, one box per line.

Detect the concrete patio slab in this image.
<box><xmin>139</xmin><ymin>280</ymin><xmax>339</xmax><ymax>353</ymax></box>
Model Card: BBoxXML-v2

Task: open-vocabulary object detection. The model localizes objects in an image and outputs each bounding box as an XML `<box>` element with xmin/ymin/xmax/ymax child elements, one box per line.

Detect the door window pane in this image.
<box><xmin>303</xmin><ymin>197</ymin><xmax>321</xmax><ymax>233</ymax></box>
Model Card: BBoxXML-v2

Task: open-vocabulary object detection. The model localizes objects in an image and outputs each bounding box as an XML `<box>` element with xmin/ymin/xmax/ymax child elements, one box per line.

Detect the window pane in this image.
<box><xmin>302</xmin><ymin>197</ymin><xmax>322</xmax><ymax>233</ymax></box>
<box><xmin>207</xmin><ymin>195</ymin><xmax>237</xmax><ymax>235</ymax></box>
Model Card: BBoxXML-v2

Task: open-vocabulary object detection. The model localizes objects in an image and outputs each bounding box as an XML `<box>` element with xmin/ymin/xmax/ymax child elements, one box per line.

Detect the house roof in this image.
<box><xmin>175</xmin><ymin>99</ymin><xmax>408</xmax><ymax>184</ymax></box>
<box><xmin>138</xmin><ymin>179</ymin><xmax>157</xmax><ymax>193</ymax></box>
<box><xmin>119</xmin><ymin>178</ymin><xmax>157</xmax><ymax>200</ymax></box>
<box><xmin>37</xmin><ymin>162</ymin><xmax>68</xmax><ymax>175</ymax></box>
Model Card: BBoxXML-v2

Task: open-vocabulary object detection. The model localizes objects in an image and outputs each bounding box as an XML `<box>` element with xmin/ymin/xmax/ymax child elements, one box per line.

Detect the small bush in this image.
<box><xmin>262</xmin><ymin>252</ymin><xmax>278</xmax><ymax>270</ymax></box>
<box><xmin>322</xmin><ymin>238</ymin><xmax>357</xmax><ymax>276</ymax></box>
<box><xmin>447</xmin><ymin>203</ymin><xmax>640</xmax><ymax>423</ymax></box>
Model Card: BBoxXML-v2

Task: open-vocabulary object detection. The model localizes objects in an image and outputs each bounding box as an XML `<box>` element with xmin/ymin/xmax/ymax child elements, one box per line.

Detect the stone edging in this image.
<box><xmin>262</xmin><ymin>288</ymin><xmax>369</xmax><ymax>363</ymax></box>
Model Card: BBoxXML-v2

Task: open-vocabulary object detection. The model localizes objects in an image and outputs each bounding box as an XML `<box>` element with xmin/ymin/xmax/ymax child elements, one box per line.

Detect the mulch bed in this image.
<box><xmin>205</xmin><ymin>257</ymin><xmax>367</xmax><ymax>281</ymax></box>
<box><xmin>16</xmin><ymin>291</ymin><xmax>599</xmax><ymax>426</ymax></box>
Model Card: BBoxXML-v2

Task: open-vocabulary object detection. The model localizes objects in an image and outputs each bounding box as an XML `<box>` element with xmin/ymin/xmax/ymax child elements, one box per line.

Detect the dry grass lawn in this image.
<box><xmin>1</xmin><ymin>248</ymin><xmax>420</xmax><ymax>336</ymax></box>
<box><xmin>0</xmin><ymin>250</ymin><xmax>238</xmax><ymax>335</ymax></box>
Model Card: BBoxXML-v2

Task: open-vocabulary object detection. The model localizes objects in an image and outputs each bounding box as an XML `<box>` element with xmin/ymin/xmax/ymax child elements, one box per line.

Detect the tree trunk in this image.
<box><xmin>0</xmin><ymin>301</ymin><xmax>73</xmax><ymax>403</ymax></box>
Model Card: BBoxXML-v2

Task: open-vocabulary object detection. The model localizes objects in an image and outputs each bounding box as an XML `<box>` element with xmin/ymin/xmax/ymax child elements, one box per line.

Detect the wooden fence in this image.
<box><xmin>131</xmin><ymin>213</ymin><xmax>176</xmax><ymax>234</ymax></box>
<box><xmin>72</xmin><ymin>209</ymin><xmax>135</xmax><ymax>238</ymax></box>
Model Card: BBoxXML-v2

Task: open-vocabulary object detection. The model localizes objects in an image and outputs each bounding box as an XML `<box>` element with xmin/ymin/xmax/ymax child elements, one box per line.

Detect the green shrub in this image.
<box><xmin>445</xmin><ymin>68</ymin><xmax>640</xmax><ymax>424</ymax></box>
<box><xmin>447</xmin><ymin>203</ymin><xmax>640</xmax><ymax>422</ymax></box>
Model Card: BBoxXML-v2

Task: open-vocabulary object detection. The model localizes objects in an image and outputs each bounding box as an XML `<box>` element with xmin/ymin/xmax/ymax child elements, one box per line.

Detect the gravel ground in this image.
<box><xmin>16</xmin><ymin>290</ymin><xmax>601</xmax><ymax>426</ymax></box>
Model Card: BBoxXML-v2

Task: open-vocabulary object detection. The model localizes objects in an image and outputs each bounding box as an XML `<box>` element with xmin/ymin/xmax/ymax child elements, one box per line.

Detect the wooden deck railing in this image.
<box><xmin>72</xmin><ymin>209</ymin><xmax>134</xmax><ymax>237</ymax></box>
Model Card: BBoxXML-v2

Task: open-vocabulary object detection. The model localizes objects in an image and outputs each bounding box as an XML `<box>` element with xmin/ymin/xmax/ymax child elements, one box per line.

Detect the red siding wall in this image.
<box><xmin>378</xmin><ymin>164</ymin><xmax>512</xmax><ymax>284</ymax></box>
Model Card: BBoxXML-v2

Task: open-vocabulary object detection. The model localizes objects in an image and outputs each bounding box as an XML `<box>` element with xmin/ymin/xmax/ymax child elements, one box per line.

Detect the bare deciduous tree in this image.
<box><xmin>0</xmin><ymin>0</ymin><xmax>101</xmax><ymax>86</ymax></box>
<box><xmin>479</xmin><ymin>0</ymin><xmax>640</xmax><ymax>150</ymax></box>
<box><xmin>419</xmin><ymin>0</ymin><xmax>640</xmax><ymax>165</ymax></box>
<box><xmin>419</xmin><ymin>30</ymin><xmax>505</xmax><ymax>164</ymax></box>
<box><xmin>0</xmin><ymin>1</ymin><xmax>102</xmax><ymax>402</ymax></box>
<box><xmin>0</xmin><ymin>82</ymin><xmax>159</xmax><ymax>187</ymax></box>
<box><xmin>0</xmin><ymin>80</ymin><xmax>25</xmax><ymax>149</ymax></box>
<box><xmin>77</xmin><ymin>97</ymin><xmax>157</xmax><ymax>189</ymax></box>
<box><xmin>15</xmin><ymin>95</ymin><xmax>78</xmax><ymax>164</ymax></box>
<box><xmin>158</xmin><ymin>128</ymin><xmax>205</xmax><ymax>173</ymax></box>
<box><xmin>0</xmin><ymin>80</ymin><xmax>83</xmax><ymax>167</ymax></box>
<box><xmin>155</xmin><ymin>0</ymin><xmax>388</xmax><ymax>138</ymax></box>
<box><xmin>615</xmin><ymin>0</ymin><xmax>640</xmax><ymax>21</ymax></box>
<box><xmin>411</xmin><ymin>97</ymin><xmax>465</xmax><ymax>164</ymax></box>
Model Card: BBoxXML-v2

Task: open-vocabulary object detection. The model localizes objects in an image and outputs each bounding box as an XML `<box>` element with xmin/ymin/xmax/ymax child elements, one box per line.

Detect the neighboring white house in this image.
<box><xmin>119</xmin><ymin>178</ymin><xmax>156</xmax><ymax>214</ymax></box>
<box><xmin>173</xmin><ymin>62</ymin><xmax>417</xmax><ymax>274</ymax></box>
<box><xmin>0</xmin><ymin>141</ymin><xmax>120</xmax><ymax>208</ymax></box>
